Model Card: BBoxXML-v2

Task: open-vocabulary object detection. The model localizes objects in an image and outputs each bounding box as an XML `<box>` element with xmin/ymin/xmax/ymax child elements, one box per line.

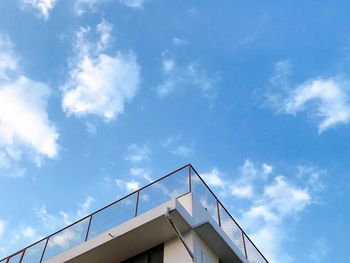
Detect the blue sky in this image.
<box><xmin>0</xmin><ymin>0</ymin><xmax>349</xmax><ymax>262</ymax></box>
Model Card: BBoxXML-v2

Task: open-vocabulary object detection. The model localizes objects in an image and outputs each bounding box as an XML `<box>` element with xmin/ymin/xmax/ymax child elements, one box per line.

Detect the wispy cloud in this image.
<box><xmin>262</xmin><ymin>162</ymin><xmax>273</xmax><ymax>175</ymax></box>
<box><xmin>269</xmin><ymin>60</ymin><xmax>291</xmax><ymax>90</ymax></box>
<box><xmin>228</xmin><ymin>159</ymin><xmax>271</xmax><ymax>199</ymax></box>
<box><xmin>161</xmin><ymin>136</ymin><xmax>194</xmax><ymax>158</ymax></box>
<box><xmin>116</xmin><ymin>179</ymin><xmax>140</xmax><ymax>192</ymax></box>
<box><xmin>129</xmin><ymin>167</ymin><xmax>152</xmax><ymax>182</ymax></box>
<box><xmin>172</xmin><ymin>37</ymin><xmax>187</xmax><ymax>47</ymax></box>
<box><xmin>20</xmin><ymin>0</ymin><xmax>56</xmax><ymax>20</ymax></box>
<box><xmin>309</xmin><ymin>237</ymin><xmax>329</xmax><ymax>263</ymax></box>
<box><xmin>8</xmin><ymin>225</ymin><xmax>37</xmax><ymax>244</ymax></box>
<box><xmin>200</xmin><ymin>160</ymin><xmax>326</xmax><ymax>262</ymax></box>
<box><xmin>156</xmin><ymin>51</ymin><xmax>219</xmax><ymax>106</ymax></box>
<box><xmin>125</xmin><ymin>144</ymin><xmax>150</xmax><ymax>163</ymax></box>
<box><xmin>74</xmin><ymin>0</ymin><xmax>97</xmax><ymax>15</ymax></box>
<box><xmin>170</xmin><ymin>145</ymin><xmax>194</xmax><ymax>157</ymax></box>
<box><xmin>75</xmin><ymin>0</ymin><xmax>146</xmax><ymax>15</ymax></box>
<box><xmin>121</xmin><ymin>144</ymin><xmax>153</xmax><ymax>193</ymax></box>
<box><xmin>62</xmin><ymin>19</ymin><xmax>141</xmax><ymax>121</ymax></box>
<box><xmin>119</xmin><ymin>0</ymin><xmax>145</xmax><ymax>9</ymax></box>
<box><xmin>267</xmin><ymin>60</ymin><xmax>350</xmax><ymax>133</ymax></box>
<box><xmin>0</xmin><ymin>36</ymin><xmax>18</xmax><ymax>79</ymax></box>
<box><xmin>239</xmin><ymin>175</ymin><xmax>308</xmax><ymax>263</ymax></box>
<box><xmin>285</xmin><ymin>78</ymin><xmax>350</xmax><ymax>133</ymax></box>
<box><xmin>241</xmin><ymin>164</ymin><xmax>324</xmax><ymax>262</ymax></box>
<box><xmin>85</xmin><ymin>121</ymin><xmax>97</xmax><ymax>135</ymax></box>
<box><xmin>0</xmin><ymin>34</ymin><xmax>59</xmax><ymax>178</ymax></box>
<box><xmin>36</xmin><ymin>196</ymin><xmax>95</xmax><ymax>230</ymax></box>
<box><xmin>47</xmin><ymin>228</ymin><xmax>78</xmax><ymax>249</ymax></box>
<box><xmin>200</xmin><ymin>168</ymin><xmax>224</xmax><ymax>188</ymax></box>
<box><xmin>114</xmin><ymin>167</ymin><xmax>152</xmax><ymax>193</ymax></box>
<box><xmin>0</xmin><ymin>222</ymin><xmax>39</xmax><ymax>257</ymax></box>
<box><xmin>0</xmin><ymin>220</ymin><xmax>4</xmax><ymax>239</ymax></box>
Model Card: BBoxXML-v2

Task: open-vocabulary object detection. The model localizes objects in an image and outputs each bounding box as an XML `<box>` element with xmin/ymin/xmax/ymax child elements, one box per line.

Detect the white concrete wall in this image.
<box><xmin>193</xmin><ymin>231</ymin><xmax>219</xmax><ymax>263</ymax></box>
<box><xmin>164</xmin><ymin>230</ymin><xmax>219</xmax><ymax>263</ymax></box>
<box><xmin>177</xmin><ymin>193</ymin><xmax>193</xmax><ymax>217</ymax></box>
<box><xmin>164</xmin><ymin>231</ymin><xmax>193</xmax><ymax>263</ymax></box>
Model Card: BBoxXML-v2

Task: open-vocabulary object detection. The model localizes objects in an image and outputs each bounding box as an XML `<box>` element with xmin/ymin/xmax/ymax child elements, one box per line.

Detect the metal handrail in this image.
<box><xmin>1</xmin><ymin>164</ymin><xmax>268</xmax><ymax>263</ymax></box>
<box><xmin>190</xmin><ymin>164</ymin><xmax>269</xmax><ymax>263</ymax></box>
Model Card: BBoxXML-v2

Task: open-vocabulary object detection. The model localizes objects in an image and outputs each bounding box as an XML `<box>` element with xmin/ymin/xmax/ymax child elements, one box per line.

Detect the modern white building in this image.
<box><xmin>1</xmin><ymin>165</ymin><xmax>269</xmax><ymax>263</ymax></box>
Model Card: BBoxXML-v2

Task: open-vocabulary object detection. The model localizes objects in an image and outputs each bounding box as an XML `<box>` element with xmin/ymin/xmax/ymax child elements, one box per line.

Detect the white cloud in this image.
<box><xmin>228</xmin><ymin>159</ymin><xmax>268</xmax><ymax>198</ymax></box>
<box><xmin>96</xmin><ymin>19</ymin><xmax>113</xmax><ymax>52</ymax></box>
<box><xmin>200</xmin><ymin>168</ymin><xmax>224</xmax><ymax>188</ymax></box>
<box><xmin>116</xmin><ymin>179</ymin><xmax>140</xmax><ymax>192</ymax></box>
<box><xmin>47</xmin><ymin>229</ymin><xmax>77</xmax><ymax>249</ymax></box>
<box><xmin>126</xmin><ymin>181</ymin><xmax>140</xmax><ymax>191</ymax></box>
<box><xmin>240</xmin><ymin>159</ymin><xmax>258</xmax><ymax>180</ymax></box>
<box><xmin>230</xmin><ymin>184</ymin><xmax>253</xmax><ymax>198</ymax></box>
<box><xmin>240</xmin><ymin>175</ymin><xmax>311</xmax><ymax>263</ymax></box>
<box><xmin>125</xmin><ymin>144</ymin><xmax>150</xmax><ymax>163</ymax></box>
<box><xmin>130</xmin><ymin>167</ymin><xmax>152</xmax><ymax>182</ymax></box>
<box><xmin>199</xmin><ymin>160</ymin><xmax>324</xmax><ymax>262</ymax></box>
<box><xmin>0</xmin><ymin>35</ymin><xmax>59</xmax><ymax>177</ymax></box>
<box><xmin>172</xmin><ymin>37</ymin><xmax>187</xmax><ymax>46</ymax></box>
<box><xmin>115</xmin><ymin>167</ymin><xmax>152</xmax><ymax>193</ymax></box>
<box><xmin>85</xmin><ymin>121</ymin><xmax>97</xmax><ymax>135</ymax></box>
<box><xmin>296</xmin><ymin>165</ymin><xmax>326</xmax><ymax>192</ymax></box>
<box><xmin>21</xmin><ymin>0</ymin><xmax>56</xmax><ymax>20</ymax></box>
<box><xmin>74</xmin><ymin>0</ymin><xmax>97</xmax><ymax>15</ymax></box>
<box><xmin>270</xmin><ymin>60</ymin><xmax>291</xmax><ymax>89</ymax></box>
<box><xmin>161</xmin><ymin>136</ymin><xmax>194</xmax><ymax>157</ymax></box>
<box><xmin>235</xmin><ymin>162</ymin><xmax>323</xmax><ymax>263</ymax></box>
<box><xmin>0</xmin><ymin>223</ymin><xmax>39</xmax><ymax>256</ymax></box>
<box><xmin>161</xmin><ymin>136</ymin><xmax>179</xmax><ymax>148</ymax></box>
<box><xmin>285</xmin><ymin>78</ymin><xmax>350</xmax><ymax>133</ymax></box>
<box><xmin>162</xmin><ymin>57</ymin><xmax>175</xmax><ymax>74</ymax></box>
<box><xmin>21</xmin><ymin>226</ymin><xmax>36</xmax><ymax>239</ymax></box>
<box><xmin>156</xmin><ymin>53</ymin><xmax>219</xmax><ymax>104</ymax></box>
<box><xmin>36</xmin><ymin>205</ymin><xmax>58</xmax><ymax>228</ymax></box>
<box><xmin>263</xmin><ymin>176</ymin><xmax>311</xmax><ymax>216</ymax></box>
<box><xmin>198</xmin><ymin>161</ymin><xmax>268</xmax><ymax>198</ymax></box>
<box><xmin>62</xmin><ymin>20</ymin><xmax>141</xmax><ymax>121</ymax></box>
<box><xmin>0</xmin><ymin>220</ymin><xmax>5</xmax><ymax>238</ymax></box>
<box><xmin>76</xmin><ymin>196</ymin><xmax>95</xmax><ymax>218</ymax></box>
<box><xmin>0</xmin><ymin>77</ymin><xmax>59</xmax><ymax>158</ymax></box>
<box><xmin>119</xmin><ymin>0</ymin><xmax>144</xmax><ymax>8</ymax></box>
<box><xmin>171</xmin><ymin>145</ymin><xmax>194</xmax><ymax>157</ymax></box>
<box><xmin>267</xmin><ymin>61</ymin><xmax>350</xmax><ymax>133</ymax></box>
<box><xmin>36</xmin><ymin>196</ymin><xmax>95</xmax><ymax>230</ymax></box>
<box><xmin>262</xmin><ymin>163</ymin><xmax>273</xmax><ymax>175</ymax></box>
<box><xmin>309</xmin><ymin>238</ymin><xmax>329</xmax><ymax>263</ymax></box>
<box><xmin>75</xmin><ymin>0</ymin><xmax>145</xmax><ymax>15</ymax></box>
<box><xmin>0</xmin><ymin>36</ymin><xmax>18</xmax><ymax>79</ymax></box>
<box><xmin>62</xmin><ymin>53</ymin><xmax>140</xmax><ymax>120</ymax></box>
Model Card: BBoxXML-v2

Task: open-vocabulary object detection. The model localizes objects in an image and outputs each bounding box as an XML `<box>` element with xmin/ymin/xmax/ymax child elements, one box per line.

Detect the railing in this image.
<box><xmin>1</xmin><ymin>164</ymin><xmax>268</xmax><ymax>263</ymax></box>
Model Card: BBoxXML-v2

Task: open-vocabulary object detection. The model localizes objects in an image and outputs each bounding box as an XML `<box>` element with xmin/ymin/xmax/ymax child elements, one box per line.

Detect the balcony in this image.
<box><xmin>1</xmin><ymin>164</ymin><xmax>268</xmax><ymax>263</ymax></box>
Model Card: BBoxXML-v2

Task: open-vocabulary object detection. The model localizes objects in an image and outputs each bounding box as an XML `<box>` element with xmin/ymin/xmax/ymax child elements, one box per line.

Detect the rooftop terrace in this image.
<box><xmin>1</xmin><ymin>164</ymin><xmax>269</xmax><ymax>263</ymax></box>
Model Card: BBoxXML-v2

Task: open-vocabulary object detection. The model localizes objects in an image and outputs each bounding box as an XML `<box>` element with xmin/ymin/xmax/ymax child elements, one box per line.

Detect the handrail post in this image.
<box><xmin>216</xmin><ymin>199</ymin><xmax>221</xmax><ymax>227</ymax></box>
<box><xmin>39</xmin><ymin>238</ymin><xmax>49</xmax><ymax>263</ymax></box>
<box><xmin>188</xmin><ymin>164</ymin><xmax>192</xmax><ymax>193</ymax></box>
<box><xmin>19</xmin><ymin>249</ymin><xmax>25</xmax><ymax>263</ymax></box>
<box><xmin>135</xmin><ymin>190</ymin><xmax>140</xmax><ymax>217</ymax></box>
<box><xmin>85</xmin><ymin>215</ymin><xmax>93</xmax><ymax>241</ymax></box>
<box><xmin>242</xmin><ymin>231</ymin><xmax>248</xmax><ymax>259</ymax></box>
